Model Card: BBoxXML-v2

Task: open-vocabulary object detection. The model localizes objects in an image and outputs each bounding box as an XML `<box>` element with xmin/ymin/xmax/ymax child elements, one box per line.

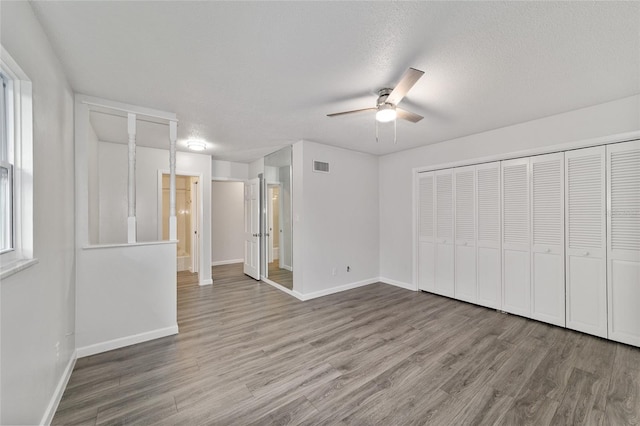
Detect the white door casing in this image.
<box><xmin>607</xmin><ymin>140</ymin><xmax>640</xmax><ymax>346</ymax></box>
<box><xmin>502</xmin><ymin>158</ymin><xmax>531</xmax><ymax>317</ymax></box>
<box><xmin>454</xmin><ymin>165</ymin><xmax>477</xmax><ymax>303</ymax></box>
<box><xmin>565</xmin><ymin>146</ymin><xmax>607</xmax><ymax>338</ymax></box>
<box><xmin>244</xmin><ymin>178</ymin><xmax>261</xmax><ymax>280</ymax></box>
<box><xmin>476</xmin><ymin>161</ymin><xmax>502</xmax><ymax>309</ymax></box>
<box><xmin>530</xmin><ymin>152</ymin><xmax>565</xmax><ymax>326</ymax></box>
<box><xmin>435</xmin><ymin>169</ymin><xmax>455</xmax><ymax>297</ymax></box>
<box><xmin>418</xmin><ymin>172</ymin><xmax>435</xmax><ymax>292</ymax></box>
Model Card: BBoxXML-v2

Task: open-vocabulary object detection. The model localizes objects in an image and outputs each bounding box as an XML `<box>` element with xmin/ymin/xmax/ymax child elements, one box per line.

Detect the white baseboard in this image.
<box><xmin>379</xmin><ymin>277</ymin><xmax>416</xmax><ymax>291</ymax></box>
<box><xmin>40</xmin><ymin>349</ymin><xmax>77</xmax><ymax>426</ymax></box>
<box><xmin>199</xmin><ymin>278</ymin><xmax>213</xmax><ymax>286</ymax></box>
<box><xmin>76</xmin><ymin>325</ymin><xmax>179</xmax><ymax>358</ymax></box>
<box><xmin>211</xmin><ymin>259</ymin><xmax>243</xmax><ymax>267</ymax></box>
<box><xmin>281</xmin><ymin>265</ymin><xmax>293</xmax><ymax>272</ymax></box>
<box><xmin>298</xmin><ymin>278</ymin><xmax>379</xmax><ymax>301</ymax></box>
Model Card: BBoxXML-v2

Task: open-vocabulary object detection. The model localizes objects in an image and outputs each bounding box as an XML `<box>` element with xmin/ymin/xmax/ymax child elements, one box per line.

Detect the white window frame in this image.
<box><xmin>0</xmin><ymin>46</ymin><xmax>35</xmax><ymax>279</ymax></box>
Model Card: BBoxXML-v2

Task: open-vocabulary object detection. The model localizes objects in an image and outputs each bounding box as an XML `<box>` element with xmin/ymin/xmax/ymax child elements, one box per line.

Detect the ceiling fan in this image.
<box><xmin>327</xmin><ymin>67</ymin><xmax>425</xmax><ymax>125</ymax></box>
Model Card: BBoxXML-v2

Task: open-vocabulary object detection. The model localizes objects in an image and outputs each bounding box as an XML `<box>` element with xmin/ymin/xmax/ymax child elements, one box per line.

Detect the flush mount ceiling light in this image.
<box><xmin>186</xmin><ymin>140</ymin><xmax>207</xmax><ymax>151</ymax></box>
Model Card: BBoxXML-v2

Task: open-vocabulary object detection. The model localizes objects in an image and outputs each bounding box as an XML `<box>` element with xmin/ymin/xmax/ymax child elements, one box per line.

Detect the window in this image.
<box><xmin>0</xmin><ymin>46</ymin><xmax>34</xmax><ymax>277</ymax></box>
<box><xmin>1</xmin><ymin>72</ymin><xmax>13</xmax><ymax>253</ymax></box>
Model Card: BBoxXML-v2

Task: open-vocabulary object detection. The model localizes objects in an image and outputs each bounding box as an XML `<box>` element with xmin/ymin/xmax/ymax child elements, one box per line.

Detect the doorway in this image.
<box><xmin>161</xmin><ymin>174</ymin><xmax>200</xmax><ymax>273</ymax></box>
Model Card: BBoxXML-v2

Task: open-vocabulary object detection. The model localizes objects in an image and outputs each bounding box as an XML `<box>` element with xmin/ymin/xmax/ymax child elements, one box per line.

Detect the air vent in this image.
<box><xmin>313</xmin><ymin>160</ymin><xmax>330</xmax><ymax>173</ymax></box>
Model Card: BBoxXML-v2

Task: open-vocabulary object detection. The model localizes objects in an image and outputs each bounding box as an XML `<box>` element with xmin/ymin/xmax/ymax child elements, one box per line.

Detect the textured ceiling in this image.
<box><xmin>31</xmin><ymin>1</ymin><xmax>640</xmax><ymax>162</ymax></box>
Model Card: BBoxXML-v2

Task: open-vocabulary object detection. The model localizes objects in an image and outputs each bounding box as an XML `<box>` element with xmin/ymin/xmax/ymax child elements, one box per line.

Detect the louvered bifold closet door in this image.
<box><xmin>418</xmin><ymin>172</ymin><xmax>436</xmax><ymax>292</ymax></box>
<box><xmin>607</xmin><ymin>140</ymin><xmax>640</xmax><ymax>347</ymax></box>
<box><xmin>530</xmin><ymin>152</ymin><xmax>565</xmax><ymax>327</ymax></box>
<box><xmin>565</xmin><ymin>146</ymin><xmax>607</xmax><ymax>338</ymax></box>
<box><xmin>435</xmin><ymin>169</ymin><xmax>455</xmax><ymax>297</ymax></box>
<box><xmin>476</xmin><ymin>162</ymin><xmax>502</xmax><ymax>309</ymax></box>
<box><xmin>454</xmin><ymin>165</ymin><xmax>476</xmax><ymax>303</ymax></box>
<box><xmin>502</xmin><ymin>158</ymin><xmax>531</xmax><ymax>317</ymax></box>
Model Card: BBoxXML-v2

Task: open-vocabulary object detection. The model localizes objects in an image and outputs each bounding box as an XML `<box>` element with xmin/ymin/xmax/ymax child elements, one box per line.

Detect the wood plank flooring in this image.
<box><xmin>53</xmin><ymin>264</ymin><xmax>640</xmax><ymax>425</ymax></box>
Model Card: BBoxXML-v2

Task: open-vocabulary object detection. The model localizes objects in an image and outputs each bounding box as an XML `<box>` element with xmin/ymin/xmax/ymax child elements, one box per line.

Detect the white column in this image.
<box><xmin>127</xmin><ymin>113</ymin><xmax>137</xmax><ymax>243</ymax></box>
<box><xmin>169</xmin><ymin>120</ymin><xmax>177</xmax><ymax>241</ymax></box>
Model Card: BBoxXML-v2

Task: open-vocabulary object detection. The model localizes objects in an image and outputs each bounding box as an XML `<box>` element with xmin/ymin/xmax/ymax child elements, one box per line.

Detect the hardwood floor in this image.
<box><xmin>53</xmin><ymin>264</ymin><xmax>640</xmax><ymax>425</ymax></box>
<box><xmin>268</xmin><ymin>260</ymin><xmax>293</xmax><ymax>290</ymax></box>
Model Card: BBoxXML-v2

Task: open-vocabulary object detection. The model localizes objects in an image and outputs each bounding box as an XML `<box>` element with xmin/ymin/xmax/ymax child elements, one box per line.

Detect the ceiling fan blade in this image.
<box><xmin>386</xmin><ymin>68</ymin><xmax>425</xmax><ymax>105</ymax></box>
<box><xmin>397</xmin><ymin>108</ymin><xmax>424</xmax><ymax>123</ymax></box>
<box><xmin>327</xmin><ymin>108</ymin><xmax>377</xmax><ymax>117</ymax></box>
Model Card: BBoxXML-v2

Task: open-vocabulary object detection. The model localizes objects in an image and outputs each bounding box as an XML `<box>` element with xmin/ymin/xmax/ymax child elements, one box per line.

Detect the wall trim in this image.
<box><xmin>281</xmin><ymin>265</ymin><xmax>293</xmax><ymax>272</ymax></box>
<box><xmin>40</xmin><ymin>349</ymin><xmax>77</xmax><ymax>426</ymax></box>
<box><xmin>379</xmin><ymin>277</ymin><xmax>416</xmax><ymax>291</ymax></box>
<box><xmin>199</xmin><ymin>278</ymin><xmax>213</xmax><ymax>286</ymax></box>
<box><xmin>76</xmin><ymin>325</ymin><xmax>178</xmax><ymax>358</ymax></box>
<box><xmin>298</xmin><ymin>278</ymin><xmax>379</xmax><ymax>301</ymax></box>
<box><xmin>211</xmin><ymin>259</ymin><xmax>243</xmax><ymax>266</ymax></box>
<box><xmin>261</xmin><ymin>276</ymin><xmax>304</xmax><ymax>300</ymax></box>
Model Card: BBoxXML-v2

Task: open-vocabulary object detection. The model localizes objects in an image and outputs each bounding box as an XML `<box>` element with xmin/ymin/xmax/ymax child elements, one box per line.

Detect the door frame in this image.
<box><xmin>157</xmin><ymin>170</ymin><xmax>203</xmax><ymax>275</ymax></box>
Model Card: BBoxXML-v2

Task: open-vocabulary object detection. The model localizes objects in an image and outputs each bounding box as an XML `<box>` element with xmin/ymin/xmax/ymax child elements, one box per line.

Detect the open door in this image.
<box><xmin>244</xmin><ymin>178</ymin><xmax>261</xmax><ymax>280</ymax></box>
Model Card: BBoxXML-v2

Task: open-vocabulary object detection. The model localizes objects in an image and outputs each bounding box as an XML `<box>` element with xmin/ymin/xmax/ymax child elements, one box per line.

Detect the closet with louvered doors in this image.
<box><xmin>476</xmin><ymin>162</ymin><xmax>502</xmax><ymax>309</ymax></box>
<box><xmin>565</xmin><ymin>146</ymin><xmax>607</xmax><ymax>338</ymax></box>
<box><xmin>418</xmin><ymin>172</ymin><xmax>436</xmax><ymax>292</ymax></box>
<box><xmin>435</xmin><ymin>169</ymin><xmax>455</xmax><ymax>297</ymax></box>
<box><xmin>607</xmin><ymin>140</ymin><xmax>640</xmax><ymax>346</ymax></box>
<box><xmin>501</xmin><ymin>158</ymin><xmax>531</xmax><ymax>317</ymax></box>
<box><xmin>454</xmin><ymin>165</ymin><xmax>477</xmax><ymax>303</ymax></box>
<box><xmin>530</xmin><ymin>153</ymin><xmax>565</xmax><ymax>327</ymax></box>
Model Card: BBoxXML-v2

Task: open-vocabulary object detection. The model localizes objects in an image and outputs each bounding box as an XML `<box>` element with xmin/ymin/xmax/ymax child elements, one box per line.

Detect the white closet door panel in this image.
<box><xmin>566</xmin><ymin>146</ymin><xmax>607</xmax><ymax>338</ymax></box>
<box><xmin>418</xmin><ymin>173</ymin><xmax>436</xmax><ymax>292</ymax></box>
<box><xmin>455</xmin><ymin>166</ymin><xmax>475</xmax><ymax>246</ymax></box>
<box><xmin>418</xmin><ymin>241</ymin><xmax>435</xmax><ymax>292</ymax></box>
<box><xmin>607</xmin><ymin>140</ymin><xmax>640</xmax><ymax>346</ymax></box>
<box><xmin>476</xmin><ymin>162</ymin><xmax>501</xmax><ymax>309</ymax></box>
<box><xmin>530</xmin><ymin>152</ymin><xmax>565</xmax><ymax>327</ymax></box>
<box><xmin>502</xmin><ymin>158</ymin><xmax>531</xmax><ymax>317</ymax></box>
<box><xmin>435</xmin><ymin>169</ymin><xmax>454</xmax><ymax>297</ymax></box>
<box><xmin>567</xmin><ymin>255</ymin><xmax>607</xmax><ymax>337</ymax></box>
<box><xmin>477</xmin><ymin>247</ymin><xmax>501</xmax><ymax>308</ymax></box>
<box><xmin>455</xmin><ymin>245</ymin><xmax>476</xmax><ymax>302</ymax></box>
<box><xmin>503</xmin><ymin>249</ymin><xmax>530</xmax><ymax>316</ymax></box>
<box><xmin>435</xmin><ymin>244</ymin><xmax>455</xmax><ymax>297</ymax></box>
<box><xmin>454</xmin><ymin>165</ymin><xmax>476</xmax><ymax>303</ymax></box>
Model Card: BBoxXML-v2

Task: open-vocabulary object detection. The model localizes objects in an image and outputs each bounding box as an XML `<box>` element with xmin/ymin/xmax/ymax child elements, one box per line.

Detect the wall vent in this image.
<box><xmin>313</xmin><ymin>160</ymin><xmax>330</xmax><ymax>173</ymax></box>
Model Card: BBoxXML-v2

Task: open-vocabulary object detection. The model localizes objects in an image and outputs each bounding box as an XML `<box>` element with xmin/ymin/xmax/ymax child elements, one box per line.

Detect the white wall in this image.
<box><xmin>76</xmin><ymin>243</ymin><xmax>178</xmax><ymax>355</ymax></box>
<box><xmin>211</xmin><ymin>181</ymin><xmax>244</xmax><ymax>264</ymax></box>
<box><xmin>293</xmin><ymin>140</ymin><xmax>379</xmax><ymax>296</ymax></box>
<box><xmin>0</xmin><ymin>2</ymin><xmax>76</xmax><ymax>424</ymax></box>
<box><xmin>97</xmin><ymin>141</ymin><xmax>213</xmax><ymax>285</ymax></box>
<box><xmin>249</xmin><ymin>157</ymin><xmax>264</xmax><ymax>179</ymax></box>
<box><xmin>211</xmin><ymin>159</ymin><xmax>248</xmax><ymax>181</ymax></box>
<box><xmin>379</xmin><ymin>95</ymin><xmax>640</xmax><ymax>286</ymax></box>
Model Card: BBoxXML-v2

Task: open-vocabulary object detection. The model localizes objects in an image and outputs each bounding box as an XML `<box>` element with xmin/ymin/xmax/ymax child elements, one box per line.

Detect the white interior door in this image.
<box><xmin>418</xmin><ymin>172</ymin><xmax>435</xmax><ymax>292</ymax></box>
<box><xmin>476</xmin><ymin>162</ymin><xmax>502</xmax><ymax>309</ymax></box>
<box><xmin>190</xmin><ymin>177</ymin><xmax>200</xmax><ymax>274</ymax></box>
<box><xmin>454</xmin><ymin>165</ymin><xmax>476</xmax><ymax>303</ymax></box>
<box><xmin>243</xmin><ymin>178</ymin><xmax>261</xmax><ymax>280</ymax></box>
<box><xmin>607</xmin><ymin>140</ymin><xmax>640</xmax><ymax>346</ymax></box>
<box><xmin>435</xmin><ymin>169</ymin><xmax>455</xmax><ymax>297</ymax></box>
<box><xmin>530</xmin><ymin>152</ymin><xmax>565</xmax><ymax>326</ymax></box>
<box><xmin>502</xmin><ymin>158</ymin><xmax>531</xmax><ymax>317</ymax></box>
<box><xmin>565</xmin><ymin>146</ymin><xmax>607</xmax><ymax>338</ymax></box>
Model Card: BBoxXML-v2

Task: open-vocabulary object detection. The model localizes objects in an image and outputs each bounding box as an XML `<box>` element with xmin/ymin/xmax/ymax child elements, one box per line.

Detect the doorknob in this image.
<box><xmin>545</xmin><ymin>248</ymin><xmax>551</xmax><ymax>253</ymax></box>
<box><xmin>583</xmin><ymin>251</ymin><xmax>590</xmax><ymax>256</ymax></box>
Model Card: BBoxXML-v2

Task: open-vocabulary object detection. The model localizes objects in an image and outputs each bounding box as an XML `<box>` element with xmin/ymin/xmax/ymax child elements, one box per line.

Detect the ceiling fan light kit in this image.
<box><xmin>327</xmin><ymin>67</ymin><xmax>425</xmax><ymax>143</ymax></box>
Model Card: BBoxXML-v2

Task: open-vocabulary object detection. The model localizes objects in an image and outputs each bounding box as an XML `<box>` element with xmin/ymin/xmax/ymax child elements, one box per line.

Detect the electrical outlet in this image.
<box><xmin>55</xmin><ymin>341</ymin><xmax>60</xmax><ymax>361</ymax></box>
<box><xmin>347</xmin><ymin>266</ymin><xmax>350</xmax><ymax>272</ymax></box>
<box><xmin>331</xmin><ymin>267</ymin><xmax>337</xmax><ymax>276</ymax></box>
